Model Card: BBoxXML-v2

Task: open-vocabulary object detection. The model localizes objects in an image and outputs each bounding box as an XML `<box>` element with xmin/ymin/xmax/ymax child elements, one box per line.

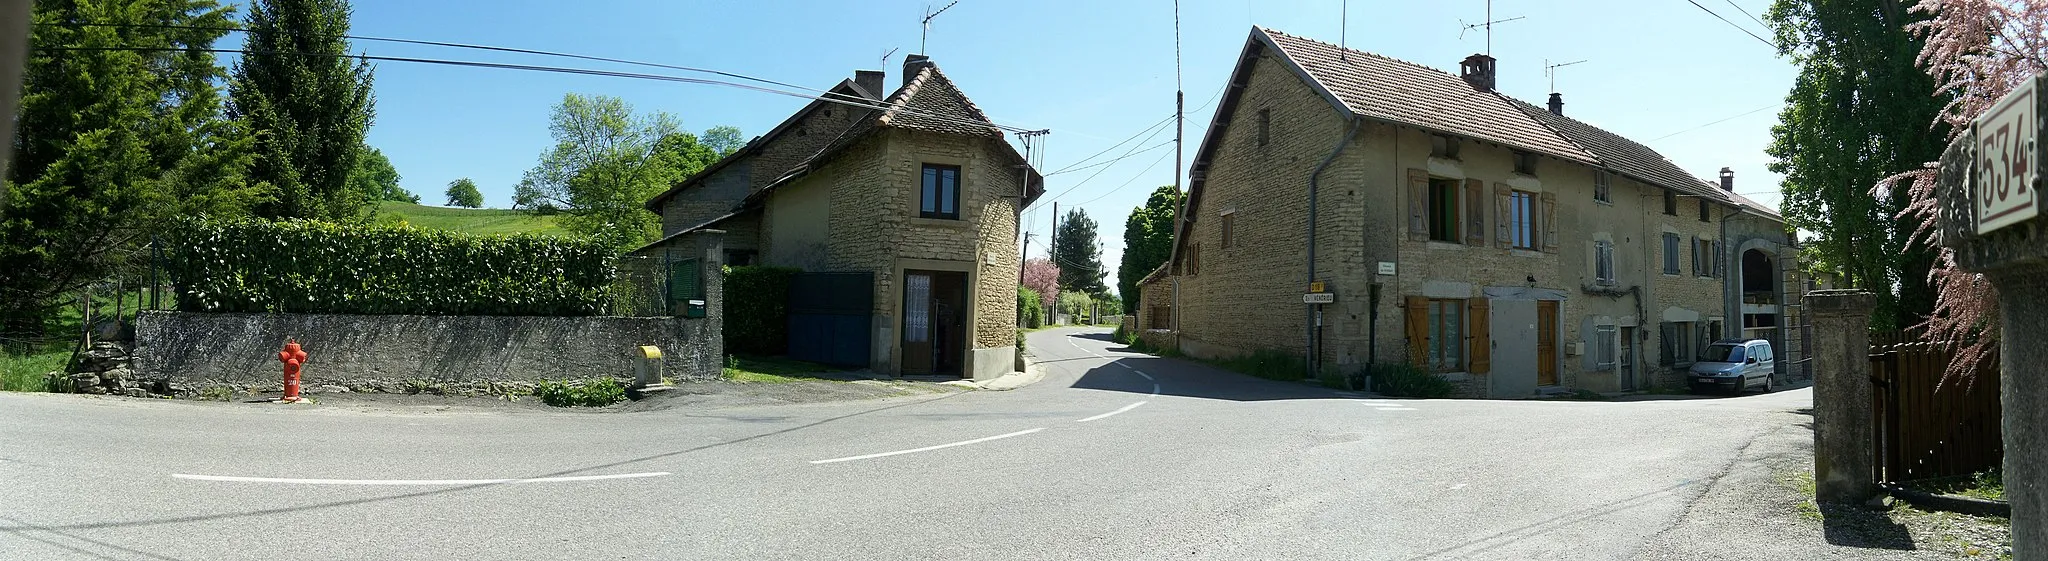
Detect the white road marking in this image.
<box><xmin>1151</xmin><ymin>383</ymin><xmax>1161</xmax><ymax>396</ymax></box>
<box><xmin>170</xmin><ymin>472</ymin><xmax>671</xmax><ymax>486</ymax></box>
<box><xmin>1373</xmin><ymin>407</ymin><xmax>1419</xmax><ymax>411</ymax></box>
<box><xmin>810</xmin><ymin>428</ymin><xmax>1045</xmax><ymax>464</ymax></box>
<box><xmin>1076</xmin><ymin>401</ymin><xmax>1148</xmax><ymax>423</ymax></box>
<box><xmin>1134</xmin><ymin>371</ymin><xmax>1154</xmax><ymax>381</ymax></box>
<box><xmin>1450</xmin><ymin>483</ymin><xmax>1469</xmax><ymax>490</ymax></box>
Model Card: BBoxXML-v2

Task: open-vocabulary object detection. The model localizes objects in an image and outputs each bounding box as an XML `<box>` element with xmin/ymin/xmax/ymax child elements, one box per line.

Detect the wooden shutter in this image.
<box><xmin>1405</xmin><ymin>295</ymin><xmax>1429</xmax><ymax>366</ymax></box>
<box><xmin>1659</xmin><ymin>322</ymin><xmax>1676</xmax><ymax>366</ymax></box>
<box><xmin>1540</xmin><ymin>192</ymin><xmax>1559</xmax><ymax>253</ymax></box>
<box><xmin>1464</xmin><ymin>178</ymin><xmax>1486</xmax><ymax>246</ymax></box>
<box><xmin>1713</xmin><ymin>240</ymin><xmax>1726</xmax><ymax>278</ymax></box>
<box><xmin>1407</xmin><ymin>169</ymin><xmax>1429</xmax><ymax>241</ymax></box>
<box><xmin>1467</xmin><ymin>298</ymin><xmax>1491</xmax><ymax>373</ymax></box>
<box><xmin>1494</xmin><ymin>184</ymin><xmax>1513</xmax><ymax>249</ymax></box>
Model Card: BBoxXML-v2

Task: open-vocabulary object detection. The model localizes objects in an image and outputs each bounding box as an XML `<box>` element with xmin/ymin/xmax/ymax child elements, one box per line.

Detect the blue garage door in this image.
<box><xmin>787</xmin><ymin>272</ymin><xmax>873</xmax><ymax>367</ymax></box>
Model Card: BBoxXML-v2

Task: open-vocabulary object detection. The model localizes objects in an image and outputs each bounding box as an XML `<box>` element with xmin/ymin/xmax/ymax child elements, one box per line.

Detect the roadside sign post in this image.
<box><xmin>1934</xmin><ymin>72</ymin><xmax>2046</xmax><ymax>557</ymax></box>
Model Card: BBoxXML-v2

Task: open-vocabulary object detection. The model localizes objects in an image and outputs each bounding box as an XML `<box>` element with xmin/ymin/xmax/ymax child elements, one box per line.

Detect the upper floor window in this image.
<box><xmin>1257</xmin><ymin>109</ymin><xmax>1271</xmax><ymax>147</ymax></box>
<box><xmin>1699</xmin><ymin>199</ymin><xmax>1712</xmax><ymax>222</ymax></box>
<box><xmin>1428</xmin><ymin>177</ymin><xmax>1460</xmax><ymax>242</ymax></box>
<box><xmin>919</xmin><ymin>164</ymin><xmax>961</xmax><ymax>220</ymax></box>
<box><xmin>1513</xmin><ymin>151</ymin><xmax>1538</xmax><ymax>176</ymax></box>
<box><xmin>1663</xmin><ymin>189</ymin><xmax>1678</xmax><ymax>215</ymax></box>
<box><xmin>1219</xmin><ymin>209</ymin><xmax>1235</xmax><ymax>249</ymax></box>
<box><xmin>1594</xmin><ymin>171</ymin><xmax>1611</xmax><ymax>203</ymax></box>
<box><xmin>1595</xmin><ymin>240</ymin><xmax>1615</xmax><ymax>284</ymax></box>
<box><xmin>1430</xmin><ymin>134</ymin><xmax>1460</xmax><ymax>160</ymax></box>
<box><xmin>1509</xmin><ymin>190</ymin><xmax>1537</xmax><ymax>249</ymax></box>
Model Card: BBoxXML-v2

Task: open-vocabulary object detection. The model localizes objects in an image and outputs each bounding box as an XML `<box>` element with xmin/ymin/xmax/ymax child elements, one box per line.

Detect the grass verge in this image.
<box><xmin>0</xmin><ymin>349</ymin><xmax>66</xmax><ymax>392</ymax></box>
<box><xmin>722</xmin><ymin>355</ymin><xmax>843</xmax><ymax>383</ymax></box>
<box><xmin>1908</xmin><ymin>470</ymin><xmax>2006</xmax><ymax>502</ymax></box>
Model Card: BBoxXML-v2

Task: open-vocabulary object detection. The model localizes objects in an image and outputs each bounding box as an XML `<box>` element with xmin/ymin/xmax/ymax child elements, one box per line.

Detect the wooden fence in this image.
<box><xmin>1868</xmin><ymin>333</ymin><xmax>2003</xmax><ymax>483</ymax></box>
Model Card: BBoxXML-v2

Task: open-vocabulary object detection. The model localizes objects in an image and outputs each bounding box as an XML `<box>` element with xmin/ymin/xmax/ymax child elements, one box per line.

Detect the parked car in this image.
<box><xmin>1689</xmin><ymin>339</ymin><xmax>1775</xmax><ymax>394</ymax></box>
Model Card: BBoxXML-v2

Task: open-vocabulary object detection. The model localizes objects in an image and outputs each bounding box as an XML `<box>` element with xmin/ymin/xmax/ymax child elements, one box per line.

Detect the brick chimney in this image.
<box><xmin>1460</xmin><ymin>54</ymin><xmax>1497</xmax><ymax>92</ymax></box>
<box><xmin>903</xmin><ymin>54</ymin><xmax>933</xmax><ymax>89</ymax></box>
<box><xmin>854</xmin><ymin>70</ymin><xmax>884</xmax><ymax>100</ymax></box>
<box><xmin>1719</xmin><ymin>167</ymin><xmax>1734</xmax><ymax>191</ymax></box>
<box><xmin>1547</xmin><ymin>93</ymin><xmax>1564</xmax><ymax>116</ymax></box>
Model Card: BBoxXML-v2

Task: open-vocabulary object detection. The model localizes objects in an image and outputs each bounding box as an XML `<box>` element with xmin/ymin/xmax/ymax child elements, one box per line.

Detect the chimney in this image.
<box><xmin>854</xmin><ymin>70</ymin><xmax>884</xmax><ymax>100</ymax></box>
<box><xmin>1547</xmin><ymin>93</ymin><xmax>1564</xmax><ymax>116</ymax></box>
<box><xmin>1459</xmin><ymin>54</ymin><xmax>1497</xmax><ymax>92</ymax></box>
<box><xmin>902</xmin><ymin>54</ymin><xmax>933</xmax><ymax>89</ymax></box>
<box><xmin>1719</xmin><ymin>167</ymin><xmax>1735</xmax><ymax>191</ymax></box>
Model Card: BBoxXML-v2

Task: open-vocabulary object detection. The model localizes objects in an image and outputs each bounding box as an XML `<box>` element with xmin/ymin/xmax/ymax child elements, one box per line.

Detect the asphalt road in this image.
<box><xmin>1</xmin><ymin>327</ymin><xmax>1821</xmax><ymax>560</ymax></box>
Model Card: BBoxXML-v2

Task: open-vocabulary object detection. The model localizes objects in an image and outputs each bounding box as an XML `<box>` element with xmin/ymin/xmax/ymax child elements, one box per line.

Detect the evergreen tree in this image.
<box><xmin>228</xmin><ymin>0</ymin><xmax>376</xmax><ymax>221</ymax></box>
<box><xmin>1117</xmin><ymin>186</ymin><xmax>1178</xmax><ymax>312</ymax></box>
<box><xmin>1054</xmin><ymin>208</ymin><xmax>1106</xmax><ymax>295</ymax></box>
<box><xmin>1</xmin><ymin>0</ymin><xmax>261</xmax><ymax>336</ymax></box>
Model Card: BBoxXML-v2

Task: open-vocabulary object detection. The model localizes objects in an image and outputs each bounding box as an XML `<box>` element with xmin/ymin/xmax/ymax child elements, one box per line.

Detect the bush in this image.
<box><xmin>164</xmin><ymin>218</ymin><xmax>616</xmax><ymax>315</ymax></box>
<box><xmin>1370</xmin><ymin>362</ymin><xmax>1455</xmax><ymax>398</ymax></box>
<box><xmin>1216</xmin><ymin>348</ymin><xmax>1308</xmax><ymax>382</ymax></box>
<box><xmin>1017</xmin><ymin>286</ymin><xmax>1044</xmax><ymax>328</ymax></box>
<box><xmin>534</xmin><ymin>378</ymin><xmax>627</xmax><ymax>407</ymax></box>
<box><xmin>1015</xmin><ymin>328</ymin><xmax>1026</xmax><ymax>356</ymax></box>
<box><xmin>723</xmin><ymin>266</ymin><xmax>800</xmax><ymax>355</ymax></box>
<box><xmin>1057</xmin><ymin>291</ymin><xmax>1092</xmax><ymax>323</ymax></box>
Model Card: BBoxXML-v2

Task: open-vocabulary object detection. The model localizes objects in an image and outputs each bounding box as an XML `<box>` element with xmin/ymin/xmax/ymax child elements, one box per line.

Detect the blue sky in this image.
<box><xmin>329</xmin><ymin>0</ymin><xmax>1794</xmax><ymax>290</ymax></box>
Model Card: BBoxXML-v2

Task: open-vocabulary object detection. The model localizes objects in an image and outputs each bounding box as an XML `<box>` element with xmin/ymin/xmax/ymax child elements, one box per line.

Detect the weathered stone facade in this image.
<box><xmin>1141</xmin><ymin>27</ymin><xmax>1798</xmax><ymax>398</ymax></box>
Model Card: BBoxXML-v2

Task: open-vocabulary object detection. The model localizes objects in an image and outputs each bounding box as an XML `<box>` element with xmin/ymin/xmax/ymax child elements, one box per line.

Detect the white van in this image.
<box><xmin>1688</xmin><ymin>339</ymin><xmax>1774</xmax><ymax>394</ymax></box>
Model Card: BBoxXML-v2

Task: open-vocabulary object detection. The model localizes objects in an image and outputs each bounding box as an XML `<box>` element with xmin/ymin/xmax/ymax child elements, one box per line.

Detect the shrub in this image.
<box><xmin>1015</xmin><ymin>328</ymin><xmax>1026</xmax><ymax>357</ymax></box>
<box><xmin>534</xmin><ymin>378</ymin><xmax>627</xmax><ymax>407</ymax></box>
<box><xmin>1217</xmin><ymin>348</ymin><xmax>1308</xmax><ymax>382</ymax></box>
<box><xmin>1017</xmin><ymin>286</ymin><xmax>1044</xmax><ymax>328</ymax></box>
<box><xmin>163</xmin><ymin>218</ymin><xmax>616</xmax><ymax>315</ymax></box>
<box><xmin>1370</xmin><ymin>362</ymin><xmax>1455</xmax><ymax>398</ymax></box>
<box><xmin>1057</xmin><ymin>291</ymin><xmax>1092</xmax><ymax>323</ymax></box>
<box><xmin>723</xmin><ymin>266</ymin><xmax>801</xmax><ymax>355</ymax></box>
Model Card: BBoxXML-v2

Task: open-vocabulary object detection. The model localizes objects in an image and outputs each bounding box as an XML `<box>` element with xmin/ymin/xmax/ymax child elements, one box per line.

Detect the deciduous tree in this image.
<box><xmin>1117</xmin><ymin>186</ymin><xmax>1178</xmax><ymax>312</ymax></box>
<box><xmin>445</xmin><ymin>177</ymin><xmax>483</xmax><ymax>208</ymax></box>
<box><xmin>1021</xmin><ymin>258</ymin><xmax>1060</xmax><ymax>308</ymax></box>
<box><xmin>348</xmin><ymin>145</ymin><xmax>414</xmax><ymax>203</ymax></box>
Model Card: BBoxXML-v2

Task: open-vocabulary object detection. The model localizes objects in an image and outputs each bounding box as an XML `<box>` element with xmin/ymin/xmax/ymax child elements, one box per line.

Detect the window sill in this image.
<box><xmin>1509</xmin><ymin>248</ymin><xmax>1543</xmax><ymax>258</ymax></box>
<box><xmin>910</xmin><ymin>217</ymin><xmax>970</xmax><ymax>229</ymax></box>
<box><xmin>1426</xmin><ymin>241</ymin><xmax>1469</xmax><ymax>251</ymax></box>
<box><xmin>1595</xmin><ymin>199</ymin><xmax>1613</xmax><ymax>206</ymax></box>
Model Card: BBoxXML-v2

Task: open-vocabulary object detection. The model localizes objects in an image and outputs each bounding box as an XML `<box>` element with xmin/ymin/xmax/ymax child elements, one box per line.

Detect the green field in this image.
<box><xmin>375</xmin><ymin>201</ymin><xmax>568</xmax><ymax>237</ymax></box>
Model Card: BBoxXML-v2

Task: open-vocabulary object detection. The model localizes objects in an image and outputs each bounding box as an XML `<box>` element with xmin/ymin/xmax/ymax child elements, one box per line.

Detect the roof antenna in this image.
<box><xmin>1544</xmin><ymin>58</ymin><xmax>1587</xmax><ymax>92</ymax></box>
<box><xmin>880</xmin><ymin>47</ymin><xmax>899</xmax><ymax>67</ymax></box>
<box><xmin>921</xmin><ymin>1</ymin><xmax>962</xmax><ymax>54</ymax></box>
<box><xmin>1458</xmin><ymin>0</ymin><xmax>1525</xmax><ymax>56</ymax></box>
<box><xmin>1340</xmin><ymin>0</ymin><xmax>1348</xmax><ymax>60</ymax></box>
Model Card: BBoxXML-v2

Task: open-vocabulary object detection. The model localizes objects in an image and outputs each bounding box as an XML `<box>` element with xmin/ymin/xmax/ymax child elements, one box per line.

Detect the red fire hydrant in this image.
<box><xmin>277</xmin><ymin>339</ymin><xmax>308</xmax><ymax>403</ymax></box>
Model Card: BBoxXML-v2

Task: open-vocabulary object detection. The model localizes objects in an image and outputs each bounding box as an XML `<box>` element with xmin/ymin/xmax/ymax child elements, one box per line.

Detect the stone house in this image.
<box><xmin>637</xmin><ymin>55</ymin><xmax>1042</xmax><ymax>380</ymax></box>
<box><xmin>1137</xmin><ymin>27</ymin><xmax>1803</xmax><ymax>397</ymax></box>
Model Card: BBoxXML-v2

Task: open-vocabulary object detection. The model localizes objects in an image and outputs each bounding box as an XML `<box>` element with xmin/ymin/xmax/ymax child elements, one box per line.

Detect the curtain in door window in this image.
<box><xmin>905</xmin><ymin>274</ymin><xmax>931</xmax><ymax>343</ymax></box>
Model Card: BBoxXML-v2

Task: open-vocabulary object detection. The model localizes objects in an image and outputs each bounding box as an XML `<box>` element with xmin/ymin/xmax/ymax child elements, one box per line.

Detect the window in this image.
<box><xmin>1662</xmin><ymin>233</ymin><xmax>1681</xmax><ymax>275</ymax></box>
<box><xmin>1430</xmin><ymin>134</ymin><xmax>1460</xmax><ymax>160</ymax></box>
<box><xmin>1509</xmin><ymin>191</ymin><xmax>1536</xmax><ymax>249</ymax></box>
<box><xmin>1426</xmin><ymin>299</ymin><xmax>1465</xmax><ymax>372</ymax></box>
<box><xmin>1428</xmin><ymin>178</ymin><xmax>1460</xmax><ymax>242</ymax></box>
<box><xmin>1594</xmin><ymin>171</ymin><xmax>1611</xmax><ymax>203</ymax></box>
<box><xmin>1593</xmin><ymin>325</ymin><xmax>1618</xmax><ymax>370</ymax></box>
<box><xmin>1699</xmin><ymin>199</ymin><xmax>1712</xmax><ymax>222</ymax></box>
<box><xmin>919</xmin><ymin>164</ymin><xmax>961</xmax><ymax>219</ymax></box>
<box><xmin>1189</xmin><ymin>243</ymin><xmax>1201</xmax><ymax>275</ymax></box>
<box><xmin>725</xmin><ymin>249</ymin><xmax>758</xmax><ymax>267</ymax></box>
<box><xmin>1663</xmin><ymin>189</ymin><xmax>1678</xmax><ymax>215</ymax></box>
<box><xmin>1257</xmin><ymin>109</ymin><xmax>1271</xmax><ymax>147</ymax></box>
<box><xmin>1595</xmin><ymin>240</ymin><xmax>1615</xmax><ymax>284</ymax></box>
<box><xmin>1513</xmin><ymin>151</ymin><xmax>1538</xmax><ymax>176</ymax></box>
<box><xmin>1661</xmin><ymin>321</ymin><xmax>1697</xmax><ymax>366</ymax></box>
<box><xmin>1693</xmin><ymin>238</ymin><xmax>1718</xmax><ymax>277</ymax></box>
<box><xmin>1219</xmin><ymin>210</ymin><xmax>1235</xmax><ymax>249</ymax></box>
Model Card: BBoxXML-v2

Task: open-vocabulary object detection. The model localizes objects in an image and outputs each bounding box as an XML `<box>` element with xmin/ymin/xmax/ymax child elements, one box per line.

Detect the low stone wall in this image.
<box><xmin>133</xmin><ymin>311</ymin><xmax>718</xmax><ymax>395</ymax></box>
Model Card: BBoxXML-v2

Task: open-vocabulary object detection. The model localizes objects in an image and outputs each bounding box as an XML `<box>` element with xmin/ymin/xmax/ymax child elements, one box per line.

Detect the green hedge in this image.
<box><xmin>164</xmin><ymin>218</ymin><xmax>616</xmax><ymax>315</ymax></box>
<box><xmin>1018</xmin><ymin>286</ymin><xmax>1044</xmax><ymax>328</ymax></box>
<box><xmin>722</xmin><ymin>266</ymin><xmax>800</xmax><ymax>355</ymax></box>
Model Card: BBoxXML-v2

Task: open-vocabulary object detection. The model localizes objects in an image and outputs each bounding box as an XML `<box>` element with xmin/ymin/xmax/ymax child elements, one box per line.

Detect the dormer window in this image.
<box><xmin>1513</xmin><ymin>151</ymin><xmax>1538</xmax><ymax>176</ymax></box>
<box><xmin>1430</xmin><ymin>134</ymin><xmax>1460</xmax><ymax>160</ymax></box>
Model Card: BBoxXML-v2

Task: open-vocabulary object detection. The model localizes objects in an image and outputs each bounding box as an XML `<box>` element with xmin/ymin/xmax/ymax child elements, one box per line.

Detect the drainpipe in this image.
<box><xmin>1306</xmin><ymin>117</ymin><xmax>1364</xmax><ymax>381</ymax></box>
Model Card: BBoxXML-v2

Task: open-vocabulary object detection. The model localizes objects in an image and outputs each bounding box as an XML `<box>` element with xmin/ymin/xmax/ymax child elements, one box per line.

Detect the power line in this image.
<box><xmin>34</xmin><ymin>44</ymin><xmax>1037</xmax><ymax>136</ymax></box>
<box><xmin>1722</xmin><ymin>0</ymin><xmax>1770</xmax><ymax>30</ymax></box>
<box><xmin>1646</xmin><ymin>103</ymin><xmax>1779</xmax><ymax>141</ymax></box>
<box><xmin>1035</xmin><ymin>122</ymin><xmax>1174</xmax><ymax>207</ymax></box>
<box><xmin>1044</xmin><ymin>114</ymin><xmax>1173</xmax><ymax>175</ymax></box>
<box><xmin>34</xmin><ymin>21</ymin><xmax>1042</xmax><ymax>135</ymax></box>
<box><xmin>1068</xmin><ymin>145</ymin><xmax>1176</xmax><ymax>207</ymax></box>
<box><xmin>1682</xmin><ymin>0</ymin><xmax>1775</xmax><ymax>49</ymax></box>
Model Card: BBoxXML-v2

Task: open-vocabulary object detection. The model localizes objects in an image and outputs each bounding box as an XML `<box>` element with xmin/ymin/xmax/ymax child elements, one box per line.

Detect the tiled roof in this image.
<box><xmin>877</xmin><ymin>65</ymin><xmax>1004</xmax><ymax>137</ymax></box>
<box><xmin>1260</xmin><ymin>28</ymin><xmax>1598</xmax><ymax>165</ymax></box>
<box><xmin>1506</xmin><ymin>98</ymin><xmax>1731</xmax><ymax>202</ymax></box>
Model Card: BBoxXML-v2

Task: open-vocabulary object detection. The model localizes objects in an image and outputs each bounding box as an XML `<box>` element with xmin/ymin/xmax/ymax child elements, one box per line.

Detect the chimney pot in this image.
<box><xmin>1719</xmin><ymin>167</ymin><xmax>1735</xmax><ymax>191</ymax></box>
<box><xmin>1547</xmin><ymin>93</ymin><xmax>1564</xmax><ymax>116</ymax></box>
<box><xmin>854</xmin><ymin>70</ymin><xmax>884</xmax><ymax>100</ymax></box>
<box><xmin>902</xmin><ymin>54</ymin><xmax>933</xmax><ymax>89</ymax></box>
<box><xmin>1460</xmin><ymin>54</ymin><xmax>1497</xmax><ymax>92</ymax></box>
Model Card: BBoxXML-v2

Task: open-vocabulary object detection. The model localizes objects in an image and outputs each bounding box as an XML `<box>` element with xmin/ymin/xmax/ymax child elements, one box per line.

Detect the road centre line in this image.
<box><xmin>810</xmin><ymin>428</ymin><xmax>1045</xmax><ymax>464</ymax></box>
<box><xmin>170</xmin><ymin>472</ymin><xmax>672</xmax><ymax>486</ymax></box>
<box><xmin>1076</xmin><ymin>401</ymin><xmax>1147</xmax><ymax>422</ymax></box>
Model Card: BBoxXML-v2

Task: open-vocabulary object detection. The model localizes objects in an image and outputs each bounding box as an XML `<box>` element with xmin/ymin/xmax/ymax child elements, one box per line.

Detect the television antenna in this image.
<box><xmin>880</xmin><ymin>47</ymin><xmax>899</xmax><ymax>67</ymax></box>
<box><xmin>1458</xmin><ymin>0</ymin><xmax>1525</xmax><ymax>55</ymax></box>
<box><xmin>1544</xmin><ymin>59</ymin><xmax>1587</xmax><ymax>92</ymax></box>
<box><xmin>921</xmin><ymin>1</ymin><xmax>962</xmax><ymax>53</ymax></box>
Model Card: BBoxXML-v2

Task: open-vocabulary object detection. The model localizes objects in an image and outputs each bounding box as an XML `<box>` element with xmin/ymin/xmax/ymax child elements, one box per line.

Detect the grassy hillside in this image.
<box><xmin>375</xmin><ymin>201</ymin><xmax>569</xmax><ymax>237</ymax></box>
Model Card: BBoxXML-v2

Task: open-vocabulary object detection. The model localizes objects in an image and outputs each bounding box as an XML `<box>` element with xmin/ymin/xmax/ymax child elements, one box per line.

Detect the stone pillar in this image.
<box><xmin>1807</xmin><ymin>289</ymin><xmax>1876</xmax><ymax>505</ymax></box>
<box><xmin>685</xmin><ymin>230</ymin><xmax>725</xmax><ymax>380</ymax></box>
<box><xmin>1930</xmin><ymin>81</ymin><xmax>2046</xmax><ymax>557</ymax></box>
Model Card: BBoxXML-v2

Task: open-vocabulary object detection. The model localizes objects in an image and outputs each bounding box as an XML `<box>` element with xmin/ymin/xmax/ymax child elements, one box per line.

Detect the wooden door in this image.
<box><xmin>1536</xmin><ymin>300</ymin><xmax>1559</xmax><ymax>386</ymax></box>
<box><xmin>901</xmin><ymin>272</ymin><xmax>934</xmax><ymax>375</ymax></box>
<box><xmin>1619</xmin><ymin>326</ymin><xmax>1637</xmax><ymax>391</ymax></box>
